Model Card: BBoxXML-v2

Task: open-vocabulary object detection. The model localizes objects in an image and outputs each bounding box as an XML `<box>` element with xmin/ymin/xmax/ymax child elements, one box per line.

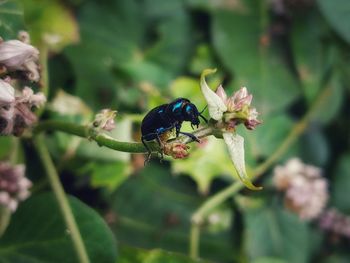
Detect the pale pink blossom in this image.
<box><xmin>0</xmin><ymin>83</ymin><xmax>46</xmax><ymax>136</ymax></box>
<box><xmin>273</xmin><ymin>158</ymin><xmax>328</xmax><ymax>221</ymax></box>
<box><xmin>0</xmin><ymin>162</ymin><xmax>32</xmax><ymax>212</ymax></box>
<box><xmin>0</xmin><ymin>38</ymin><xmax>40</xmax><ymax>82</ymax></box>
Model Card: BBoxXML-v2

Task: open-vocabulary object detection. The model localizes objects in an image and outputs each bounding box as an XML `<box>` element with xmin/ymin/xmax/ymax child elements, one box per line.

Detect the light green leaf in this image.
<box><xmin>223</xmin><ymin>133</ymin><xmax>262</xmax><ymax>190</ymax></box>
<box><xmin>172</xmin><ymin>136</ymin><xmax>237</xmax><ymax>194</ymax></box>
<box><xmin>119</xmin><ymin>245</ymin><xmax>210</xmax><ymax>263</ymax></box>
<box><xmin>22</xmin><ymin>0</ymin><xmax>79</xmax><ymax>51</ymax></box>
<box><xmin>200</xmin><ymin>68</ymin><xmax>227</xmax><ymax>120</ymax></box>
<box><xmin>77</xmin><ymin>118</ymin><xmax>132</xmax><ymax>162</ymax></box>
<box><xmin>0</xmin><ymin>192</ymin><xmax>117</xmax><ymax>263</ymax></box>
<box><xmin>90</xmin><ymin>161</ymin><xmax>131</xmax><ymax>191</ymax></box>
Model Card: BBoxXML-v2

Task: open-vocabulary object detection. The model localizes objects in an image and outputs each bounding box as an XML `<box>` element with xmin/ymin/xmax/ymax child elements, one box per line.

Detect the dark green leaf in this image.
<box><xmin>112</xmin><ymin>164</ymin><xmax>234</xmax><ymax>262</ymax></box>
<box><xmin>331</xmin><ymin>153</ymin><xmax>350</xmax><ymax>211</ymax></box>
<box><xmin>244</xmin><ymin>206</ymin><xmax>311</xmax><ymax>263</ymax></box>
<box><xmin>212</xmin><ymin>1</ymin><xmax>300</xmax><ymax>116</ymax></box>
<box><xmin>0</xmin><ymin>0</ymin><xmax>24</xmax><ymax>39</ymax></box>
<box><xmin>0</xmin><ymin>193</ymin><xmax>117</xmax><ymax>263</ymax></box>
<box><xmin>318</xmin><ymin>0</ymin><xmax>350</xmax><ymax>44</ymax></box>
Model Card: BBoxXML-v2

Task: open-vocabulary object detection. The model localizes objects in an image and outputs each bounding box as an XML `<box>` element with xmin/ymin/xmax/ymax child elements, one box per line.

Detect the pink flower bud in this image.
<box><xmin>93</xmin><ymin>109</ymin><xmax>117</xmax><ymax>132</ymax></box>
<box><xmin>164</xmin><ymin>142</ymin><xmax>190</xmax><ymax>159</ymax></box>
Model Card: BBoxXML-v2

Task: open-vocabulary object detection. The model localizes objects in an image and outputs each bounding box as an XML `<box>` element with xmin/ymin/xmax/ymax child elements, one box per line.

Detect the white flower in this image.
<box><xmin>200</xmin><ymin>69</ymin><xmax>227</xmax><ymax>121</ymax></box>
<box><xmin>0</xmin><ymin>84</ymin><xmax>46</xmax><ymax>136</ymax></box>
<box><xmin>0</xmin><ymin>39</ymin><xmax>40</xmax><ymax>82</ymax></box>
<box><xmin>200</xmin><ymin>69</ymin><xmax>261</xmax><ymax>130</ymax></box>
<box><xmin>199</xmin><ymin>69</ymin><xmax>262</xmax><ymax>190</ymax></box>
<box><xmin>0</xmin><ymin>78</ymin><xmax>15</xmax><ymax>106</ymax></box>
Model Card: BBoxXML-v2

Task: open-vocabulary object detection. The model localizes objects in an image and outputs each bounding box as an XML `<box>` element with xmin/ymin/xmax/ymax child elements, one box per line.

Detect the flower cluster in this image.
<box><xmin>0</xmin><ymin>80</ymin><xmax>46</xmax><ymax>136</ymax></box>
<box><xmin>200</xmin><ymin>69</ymin><xmax>261</xmax><ymax>131</ymax></box>
<box><xmin>199</xmin><ymin>69</ymin><xmax>262</xmax><ymax>190</ymax></box>
<box><xmin>273</xmin><ymin>158</ymin><xmax>329</xmax><ymax>221</ymax></box>
<box><xmin>0</xmin><ymin>31</ymin><xmax>40</xmax><ymax>82</ymax></box>
<box><xmin>319</xmin><ymin>208</ymin><xmax>350</xmax><ymax>239</ymax></box>
<box><xmin>0</xmin><ymin>32</ymin><xmax>45</xmax><ymax>136</ymax></box>
<box><xmin>0</xmin><ymin>162</ymin><xmax>32</xmax><ymax>212</ymax></box>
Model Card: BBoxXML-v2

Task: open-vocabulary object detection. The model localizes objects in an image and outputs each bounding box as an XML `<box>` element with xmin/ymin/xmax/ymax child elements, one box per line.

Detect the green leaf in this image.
<box><xmin>77</xmin><ymin>118</ymin><xmax>132</xmax><ymax>162</ymax></box>
<box><xmin>244</xmin><ymin>206</ymin><xmax>311</xmax><ymax>263</ymax></box>
<box><xmin>64</xmin><ymin>0</ymin><xmax>192</xmax><ymax>109</ymax></box>
<box><xmin>313</xmin><ymin>71</ymin><xmax>344</xmax><ymax>125</ymax></box>
<box><xmin>90</xmin><ymin>161</ymin><xmax>131</xmax><ymax>191</ymax></box>
<box><xmin>291</xmin><ymin>10</ymin><xmax>327</xmax><ymax>102</ymax></box>
<box><xmin>331</xmin><ymin>153</ymin><xmax>350</xmax><ymax>212</ymax></box>
<box><xmin>212</xmin><ymin>1</ymin><xmax>300</xmax><ymax>116</ymax></box>
<box><xmin>119</xmin><ymin>245</ymin><xmax>210</xmax><ymax>263</ymax></box>
<box><xmin>223</xmin><ymin>133</ymin><xmax>262</xmax><ymax>190</ymax></box>
<box><xmin>0</xmin><ymin>0</ymin><xmax>24</xmax><ymax>39</ymax></box>
<box><xmin>0</xmin><ymin>192</ymin><xmax>117</xmax><ymax>263</ymax></box>
<box><xmin>172</xmin><ymin>136</ymin><xmax>237</xmax><ymax>194</ymax></box>
<box><xmin>22</xmin><ymin>0</ymin><xmax>79</xmax><ymax>51</ymax></box>
<box><xmin>239</xmin><ymin>114</ymin><xmax>295</xmax><ymax>160</ymax></box>
<box><xmin>317</xmin><ymin>0</ymin><xmax>350</xmax><ymax>44</ymax></box>
<box><xmin>112</xmin><ymin>164</ymin><xmax>234</xmax><ymax>262</ymax></box>
<box><xmin>252</xmin><ymin>258</ymin><xmax>287</xmax><ymax>263</ymax></box>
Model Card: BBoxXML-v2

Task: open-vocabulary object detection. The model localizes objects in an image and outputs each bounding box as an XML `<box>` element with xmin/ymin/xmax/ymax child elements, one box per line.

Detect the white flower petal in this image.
<box><xmin>200</xmin><ymin>69</ymin><xmax>227</xmax><ymax>120</ymax></box>
<box><xmin>223</xmin><ymin>132</ymin><xmax>262</xmax><ymax>190</ymax></box>
<box><xmin>0</xmin><ymin>79</ymin><xmax>15</xmax><ymax>104</ymax></box>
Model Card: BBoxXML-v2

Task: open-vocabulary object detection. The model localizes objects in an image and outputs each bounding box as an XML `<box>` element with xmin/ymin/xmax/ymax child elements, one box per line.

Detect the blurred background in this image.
<box><xmin>0</xmin><ymin>0</ymin><xmax>350</xmax><ymax>262</ymax></box>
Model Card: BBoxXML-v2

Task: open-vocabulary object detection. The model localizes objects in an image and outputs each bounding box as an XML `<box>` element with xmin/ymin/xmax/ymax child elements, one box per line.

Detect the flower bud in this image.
<box><xmin>93</xmin><ymin>109</ymin><xmax>117</xmax><ymax>132</ymax></box>
<box><xmin>164</xmin><ymin>142</ymin><xmax>190</xmax><ymax>159</ymax></box>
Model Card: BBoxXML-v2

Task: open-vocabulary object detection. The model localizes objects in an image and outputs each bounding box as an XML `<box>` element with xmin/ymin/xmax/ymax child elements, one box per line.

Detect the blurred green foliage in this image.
<box><xmin>1</xmin><ymin>0</ymin><xmax>350</xmax><ymax>262</ymax></box>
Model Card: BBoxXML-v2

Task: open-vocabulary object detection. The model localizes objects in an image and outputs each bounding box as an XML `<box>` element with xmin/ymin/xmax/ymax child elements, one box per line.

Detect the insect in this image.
<box><xmin>141</xmin><ymin>98</ymin><xmax>207</xmax><ymax>162</ymax></box>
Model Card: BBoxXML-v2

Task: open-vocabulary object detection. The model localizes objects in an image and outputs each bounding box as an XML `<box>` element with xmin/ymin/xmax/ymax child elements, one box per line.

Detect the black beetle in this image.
<box><xmin>141</xmin><ymin>98</ymin><xmax>207</xmax><ymax>162</ymax></box>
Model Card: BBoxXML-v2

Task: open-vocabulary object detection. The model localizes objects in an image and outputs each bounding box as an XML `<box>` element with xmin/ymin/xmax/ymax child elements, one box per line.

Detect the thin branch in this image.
<box><xmin>34</xmin><ymin>134</ymin><xmax>90</xmax><ymax>263</ymax></box>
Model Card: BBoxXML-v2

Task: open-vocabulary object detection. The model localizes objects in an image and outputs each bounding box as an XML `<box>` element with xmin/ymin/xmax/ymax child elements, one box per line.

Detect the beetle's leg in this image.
<box><xmin>175</xmin><ymin>122</ymin><xmax>182</xmax><ymax>137</ymax></box>
<box><xmin>155</xmin><ymin>133</ymin><xmax>164</xmax><ymax>161</ymax></box>
<box><xmin>179</xmin><ymin>131</ymin><xmax>200</xmax><ymax>142</ymax></box>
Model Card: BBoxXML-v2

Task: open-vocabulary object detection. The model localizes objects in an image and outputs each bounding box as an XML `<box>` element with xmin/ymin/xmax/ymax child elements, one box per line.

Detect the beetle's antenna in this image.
<box><xmin>199</xmin><ymin>105</ymin><xmax>207</xmax><ymax>114</ymax></box>
<box><xmin>199</xmin><ymin>105</ymin><xmax>208</xmax><ymax>123</ymax></box>
<box><xmin>199</xmin><ymin>114</ymin><xmax>208</xmax><ymax>123</ymax></box>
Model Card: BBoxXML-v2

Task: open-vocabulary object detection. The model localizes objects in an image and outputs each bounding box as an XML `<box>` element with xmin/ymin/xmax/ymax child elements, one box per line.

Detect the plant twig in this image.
<box><xmin>34</xmin><ymin>134</ymin><xmax>90</xmax><ymax>263</ymax></box>
<box><xmin>34</xmin><ymin>120</ymin><xmax>214</xmax><ymax>153</ymax></box>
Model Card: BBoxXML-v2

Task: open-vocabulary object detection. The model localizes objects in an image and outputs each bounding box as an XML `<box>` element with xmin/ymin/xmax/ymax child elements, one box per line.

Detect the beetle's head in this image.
<box><xmin>183</xmin><ymin>103</ymin><xmax>207</xmax><ymax>129</ymax></box>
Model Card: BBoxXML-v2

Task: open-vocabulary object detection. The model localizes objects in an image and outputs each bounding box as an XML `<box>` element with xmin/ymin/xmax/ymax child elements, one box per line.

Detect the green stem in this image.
<box><xmin>36</xmin><ymin>44</ymin><xmax>49</xmax><ymax>117</ymax></box>
<box><xmin>188</xmin><ymin>84</ymin><xmax>332</xmax><ymax>259</ymax></box>
<box><xmin>34</xmin><ymin>134</ymin><xmax>90</xmax><ymax>263</ymax></box>
<box><xmin>34</xmin><ymin>120</ymin><xmax>214</xmax><ymax>153</ymax></box>
<box><xmin>35</xmin><ymin>120</ymin><xmax>148</xmax><ymax>153</ymax></box>
<box><xmin>189</xmin><ymin>223</ymin><xmax>200</xmax><ymax>259</ymax></box>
